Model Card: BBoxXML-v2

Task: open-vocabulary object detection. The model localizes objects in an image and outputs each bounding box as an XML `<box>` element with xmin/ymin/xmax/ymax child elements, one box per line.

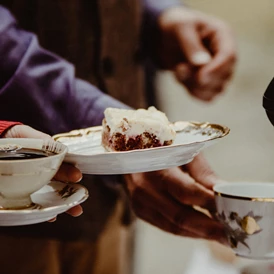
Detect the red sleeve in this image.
<box><xmin>0</xmin><ymin>121</ymin><xmax>22</xmax><ymax>137</ymax></box>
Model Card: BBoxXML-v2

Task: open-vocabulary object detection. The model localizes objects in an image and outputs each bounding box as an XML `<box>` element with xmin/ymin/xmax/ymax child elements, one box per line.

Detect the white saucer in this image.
<box><xmin>54</xmin><ymin>121</ymin><xmax>229</xmax><ymax>174</ymax></box>
<box><xmin>0</xmin><ymin>181</ymin><xmax>88</xmax><ymax>226</ymax></box>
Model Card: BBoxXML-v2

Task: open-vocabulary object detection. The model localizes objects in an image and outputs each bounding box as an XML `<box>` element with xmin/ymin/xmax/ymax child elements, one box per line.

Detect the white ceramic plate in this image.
<box><xmin>0</xmin><ymin>181</ymin><xmax>88</xmax><ymax>226</ymax></box>
<box><xmin>54</xmin><ymin>121</ymin><xmax>230</xmax><ymax>175</ymax></box>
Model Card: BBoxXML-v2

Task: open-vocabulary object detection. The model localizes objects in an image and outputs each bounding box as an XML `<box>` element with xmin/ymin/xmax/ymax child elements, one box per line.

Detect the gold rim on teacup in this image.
<box><xmin>214</xmin><ymin>191</ymin><xmax>274</xmax><ymax>202</ymax></box>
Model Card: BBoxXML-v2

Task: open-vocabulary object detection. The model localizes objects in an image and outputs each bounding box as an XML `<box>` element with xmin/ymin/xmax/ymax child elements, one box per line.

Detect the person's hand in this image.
<box><xmin>4</xmin><ymin>124</ymin><xmax>83</xmax><ymax>218</ymax></box>
<box><xmin>157</xmin><ymin>6</ymin><xmax>237</xmax><ymax>101</ymax></box>
<box><xmin>124</xmin><ymin>154</ymin><xmax>227</xmax><ymax>244</ymax></box>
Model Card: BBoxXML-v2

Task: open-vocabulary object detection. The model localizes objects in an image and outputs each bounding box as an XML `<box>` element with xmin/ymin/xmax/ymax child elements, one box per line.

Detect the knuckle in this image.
<box><xmin>216</xmin><ymin>19</ymin><xmax>231</xmax><ymax>32</ymax></box>
<box><xmin>130</xmin><ymin>180</ymin><xmax>147</xmax><ymax>197</ymax></box>
<box><xmin>176</xmin><ymin>20</ymin><xmax>194</xmax><ymax>34</ymax></box>
<box><xmin>188</xmin><ymin>184</ymin><xmax>202</xmax><ymax>198</ymax></box>
<box><xmin>167</xmin><ymin>183</ymin><xmax>187</xmax><ymax>202</ymax></box>
<box><xmin>169</xmin><ymin>225</ymin><xmax>183</xmax><ymax>235</ymax></box>
<box><xmin>207</xmin><ymin>227</ymin><xmax>221</xmax><ymax>240</ymax></box>
<box><xmin>225</xmin><ymin>51</ymin><xmax>237</xmax><ymax>65</ymax></box>
<box><xmin>197</xmin><ymin>168</ymin><xmax>216</xmax><ymax>182</ymax></box>
<box><xmin>173</xmin><ymin>211</ymin><xmax>187</xmax><ymax>228</ymax></box>
<box><xmin>230</xmin><ymin>53</ymin><xmax>237</xmax><ymax>65</ymax></box>
<box><xmin>183</xmin><ymin>20</ymin><xmax>195</xmax><ymax>28</ymax></box>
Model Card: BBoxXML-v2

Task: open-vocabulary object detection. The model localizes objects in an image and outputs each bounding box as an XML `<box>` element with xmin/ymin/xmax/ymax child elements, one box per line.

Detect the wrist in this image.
<box><xmin>158</xmin><ymin>6</ymin><xmax>194</xmax><ymax>32</ymax></box>
<box><xmin>0</xmin><ymin>121</ymin><xmax>23</xmax><ymax>138</ymax></box>
<box><xmin>142</xmin><ymin>0</ymin><xmax>183</xmax><ymax>64</ymax></box>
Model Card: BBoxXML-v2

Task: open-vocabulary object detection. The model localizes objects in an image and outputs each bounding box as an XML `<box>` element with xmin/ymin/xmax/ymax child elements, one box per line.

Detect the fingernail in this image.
<box><xmin>192</xmin><ymin>52</ymin><xmax>211</xmax><ymax>65</ymax></box>
<box><xmin>175</xmin><ymin>65</ymin><xmax>192</xmax><ymax>82</ymax></box>
<box><xmin>175</xmin><ymin>71</ymin><xmax>189</xmax><ymax>82</ymax></box>
<box><xmin>75</xmin><ymin>174</ymin><xmax>83</xmax><ymax>183</ymax></box>
<box><xmin>69</xmin><ymin>168</ymin><xmax>83</xmax><ymax>183</ymax></box>
<box><xmin>48</xmin><ymin>217</ymin><xmax>57</xmax><ymax>222</ymax></box>
<box><xmin>74</xmin><ymin>209</ymin><xmax>83</xmax><ymax>217</ymax></box>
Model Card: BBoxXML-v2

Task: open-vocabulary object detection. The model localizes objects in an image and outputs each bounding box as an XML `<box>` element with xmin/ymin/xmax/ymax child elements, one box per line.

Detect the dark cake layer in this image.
<box><xmin>102</xmin><ymin>122</ymin><xmax>172</xmax><ymax>151</ymax></box>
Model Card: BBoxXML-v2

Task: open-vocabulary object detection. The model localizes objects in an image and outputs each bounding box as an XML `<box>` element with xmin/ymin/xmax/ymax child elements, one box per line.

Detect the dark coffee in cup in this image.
<box><xmin>0</xmin><ymin>148</ymin><xmax>56</xmax><ymax>160</ymax></box>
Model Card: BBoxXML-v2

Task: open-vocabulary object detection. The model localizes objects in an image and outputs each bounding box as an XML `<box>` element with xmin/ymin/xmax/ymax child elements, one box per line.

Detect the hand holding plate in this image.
<box><xmin>124</xmin><ymin>154</ymin><xmax>228</xmax><ymax>244</ymax></box>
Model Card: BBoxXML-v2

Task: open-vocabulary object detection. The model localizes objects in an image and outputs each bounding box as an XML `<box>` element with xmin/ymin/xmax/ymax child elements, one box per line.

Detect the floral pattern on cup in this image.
<box><xmin>55</xmin><ymin>185</ymin><xmax>77</xmax><ymax>199</ymax></box>
<box><xmin>217</xmin><ymin>211</ymin><xmax>262</xmax><ymax>251</ymax></box>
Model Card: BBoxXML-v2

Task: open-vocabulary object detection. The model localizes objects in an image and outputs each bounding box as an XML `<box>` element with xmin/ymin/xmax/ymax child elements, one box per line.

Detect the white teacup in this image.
<box><xmin>214</xmin><ymin>182</ymin><xmax>274</xmax><ymax>259</ymax></box>
<box><xmin>0</xmin><ymin>138</ymin><xmax>67</xmax><ymax>209</ymax></box>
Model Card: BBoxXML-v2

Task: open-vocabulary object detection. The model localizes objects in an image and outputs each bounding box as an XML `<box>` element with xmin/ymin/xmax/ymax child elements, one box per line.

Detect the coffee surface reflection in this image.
<box><xmin>0</xmin><ymin>148</ymin><xmax>56</xmax><ymax>160</ymax></box>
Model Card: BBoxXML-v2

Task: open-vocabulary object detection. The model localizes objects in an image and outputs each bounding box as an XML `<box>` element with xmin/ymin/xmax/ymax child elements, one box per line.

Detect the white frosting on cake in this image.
<box><xmin>103</xmin><ymin>106</ymin><xmax>176</xmax><ymax>144</ymax></box>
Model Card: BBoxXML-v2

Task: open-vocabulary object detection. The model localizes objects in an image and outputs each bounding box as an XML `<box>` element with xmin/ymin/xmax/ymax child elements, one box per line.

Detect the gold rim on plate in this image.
<box><xmin>53</xmin><ymin>121</ymin><xmax>230</xmax><ymax>144</ymax></box>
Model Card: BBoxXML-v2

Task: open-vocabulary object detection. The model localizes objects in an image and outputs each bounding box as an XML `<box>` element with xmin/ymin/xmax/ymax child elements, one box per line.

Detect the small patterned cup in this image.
<box><xmin>214</xmin><ymin>182</ymin><xmax>274</xmax><ymax>259</ymax></box>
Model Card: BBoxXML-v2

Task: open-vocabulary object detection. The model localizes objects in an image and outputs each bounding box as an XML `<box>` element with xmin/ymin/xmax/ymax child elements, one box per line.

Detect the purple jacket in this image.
<box><xmin>0</xmin><ymin>7</ymin><xmax>127</xmax><ymax>135</ymax></box>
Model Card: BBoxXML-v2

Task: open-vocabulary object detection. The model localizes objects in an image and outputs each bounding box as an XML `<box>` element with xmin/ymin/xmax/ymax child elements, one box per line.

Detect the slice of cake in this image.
<box><xmin>102</xmin><ymin>106</ymin><xmax>176</xmax><ymax>151</ymax></box>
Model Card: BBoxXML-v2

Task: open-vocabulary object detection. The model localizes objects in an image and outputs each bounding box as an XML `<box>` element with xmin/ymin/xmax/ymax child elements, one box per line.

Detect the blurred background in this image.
<box><xmin>134</xmin><ymin>0</ymin><xmax>274</xmax><ymax>273</ymax></box>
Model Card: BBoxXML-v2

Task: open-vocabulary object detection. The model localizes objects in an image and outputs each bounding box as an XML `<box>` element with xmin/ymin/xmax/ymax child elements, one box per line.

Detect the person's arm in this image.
<box><xmin>0</xmin><ymin>6</ymin><xmax>127</xmax><ymax>136</ymax></box>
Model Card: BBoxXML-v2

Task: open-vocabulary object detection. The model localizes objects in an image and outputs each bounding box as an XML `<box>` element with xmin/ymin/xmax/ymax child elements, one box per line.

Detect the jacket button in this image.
<box><xmin>133</xmin><ymin>48</ymin><xmax>143</xmax><ymax>64</ymax></box>
<box><xmin>102</xmin><ymin>57</ymin><xmax>114</xmax><ymax>77</ymax></box>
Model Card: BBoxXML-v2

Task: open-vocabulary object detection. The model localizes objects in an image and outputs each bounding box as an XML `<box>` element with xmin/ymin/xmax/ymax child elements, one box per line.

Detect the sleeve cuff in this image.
<box><xmin>141</xmin><ymin>0</ymin><xmax>183</xmax><ymax>64</ymax></box>
<box><xmin>143</xmin><ymin>0</ymin><xmax>182</xmax><ymax>21</ymax></box>
<box><xmin>0</xmin><ymin>121</ymin><xmax>22</xmax><ymax>137</ymax></box>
